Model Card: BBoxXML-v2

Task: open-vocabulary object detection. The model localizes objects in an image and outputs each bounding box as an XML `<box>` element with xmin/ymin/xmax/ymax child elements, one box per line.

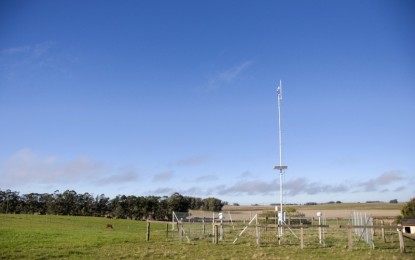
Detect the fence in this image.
<box><xmin>351</xmin><ymin>211</ymin><xmax>374</xmax><ymax>248</ymax></box>
<box><xmin>146</xmin><ymin>213</ymin><xmax>409</xmax><ymax>254</ymax></box>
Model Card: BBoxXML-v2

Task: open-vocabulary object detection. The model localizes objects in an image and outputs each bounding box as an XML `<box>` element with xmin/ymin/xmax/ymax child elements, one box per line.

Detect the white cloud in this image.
<box><xmin>146</xmin><ymin>187</ymin><xmax>175</xmax><ymax>196</ymax></box>
<box><xmin>216</xmin><ymin>61</ymin><xmax>252</xmax><ymax>82</ymax></box>
<box><xmin>152</xmin><ymin>171</ymin><xmax>174</xmax><ymax>182</ymax></box>
<box><xmin>240</xmin><ymin>171</ymin><xmax>253</xmax><ymax>178</ymax></box>
<box><xmin>159</xmin><ymin>172</ymin><xmax>408</xmax><ymax>198</ymax></box>
<box><xmin>0</xmin><ymin>41</ymin><xmax>75</xmax><ymax>80</ymax></box>
<box><xmin>359</xmin><ymin>171</ymin><xmax>404</xmax><ymax>192</ymax></box>
<box><xmin>96</xmin><ymin>168</ymin><xmax>139</xmax><ymax>185</ymax></box>
<box><xmin>0</xmin><ymin>148</ymin><xmax>108</xmax><ymax>186</ymax></box>
<box><xmin>199</xmin><ymin>60</ymin><xmax>253</xmax><ymax>91</ymax></box>
<box><xmin>194</xmin><ymin>174</ymin><xmax>218</xmax><ymax>182</ymax></box>
<box><xmin>217</xmin><ymin>180</ymin><xmax>275</xmax><ymax>195</ymax></box>
<box><xmin>1</xmin><ymin>45</ymin><xmax>31</xmax><ymax>55</ymax></box>
<box><xmin>174</xmin><ymin>155</ymin><xmax>209</xmax><ymax>167</ymax></box>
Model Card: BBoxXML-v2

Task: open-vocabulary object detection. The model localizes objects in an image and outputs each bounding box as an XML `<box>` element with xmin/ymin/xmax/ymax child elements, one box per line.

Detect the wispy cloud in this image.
<box><xmin>217</xmin><ymin>181</ymin><xmax>275</xmax><ymax>195</ymax></box>
<box><xmin>174</xmin><ymin>155</ymin><xmax>209</xmax><ymax>167</ymax></box>
<box><xmin>1</xmin><ymin>42</ymin><xmax>55</xmax><ymax>66</ymax></box>
<box><xmin>147</xmin><ymin>187</ymin><xmax>175</xmax><ymax>196</ymax></box>
<box><xmin>284</xmin><ymin>178</ymin><xmax>349</xmax><ymax>196</ymax></box>
<box><xmin>1</xmin><ymin>45</ymin><xmax>32</xmax><ymax>55</ymax></box>
<box><xmin>359</xmin><ymin>171</ymin><xmax>404</xmax><ymax>192</ymax></box>
<box><xmin>169</xmin><ymin>172</ymin><xmax>408</xmax><ymax>197</ymax></box>
<box><xmin>0</xmin><ymin>148</ymin><xmax>108</xmax><ymax>186</ymax></box>
<box><xmin>194</xmin><ymin>174</ymin><xmax>218</xmax><ymax>182</ymax></box>
<box><xmin>215</xmin><ymin>61</ymin><xmax>252</xmax><ymax>82</ymax></box>
<box><xmin>0</xmin><ymin>42</ymin><xmax>75</xmax><ymax>80</ymax></box>
<box><xmin>96</xmin><ymin>168</ymin><xmax>139</xmax><ymax>185</ymax></box>
<box><xmin>199</xmin><ymin>60</ymin><xmax>252</xmax><ymax>91</ymax></box>
<box><xmin>152</xmin><ymin>171</ymin><xmax>174</xmax><ymax>182</ymax></box>
<box><xmin>240</xmin><ymin>171</ymin><xmax>253</xmax><ymax>178</ymax></box>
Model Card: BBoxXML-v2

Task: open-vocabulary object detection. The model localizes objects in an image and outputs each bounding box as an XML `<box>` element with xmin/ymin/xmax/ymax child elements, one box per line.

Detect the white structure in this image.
<box><xmin>274</xmin><ymin>80</ymin><xmax>288</xmax><ymax>241</ymax></box>
<box><xmin>402</xmin><ymin>219</ymin><xmax>415</xmax><ymax>234</ymax></box>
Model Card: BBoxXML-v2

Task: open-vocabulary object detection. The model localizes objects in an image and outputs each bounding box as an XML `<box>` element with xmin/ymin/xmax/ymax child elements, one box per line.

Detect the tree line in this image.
<box><xmin>0</xmin><ymin>189</ymin><xmax>224</xmax><ymax>220</ymax></box>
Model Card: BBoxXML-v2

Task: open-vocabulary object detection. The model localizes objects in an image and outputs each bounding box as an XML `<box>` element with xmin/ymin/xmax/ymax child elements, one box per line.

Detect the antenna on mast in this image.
<box><xmin>273</xmin><ymin>80</ymin><xmax>288</xmax><ymax>242</ymax></box>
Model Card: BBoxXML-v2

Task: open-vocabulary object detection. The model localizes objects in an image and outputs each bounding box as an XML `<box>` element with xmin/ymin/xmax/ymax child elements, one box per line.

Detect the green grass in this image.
<box><xmin>1</xmin><ymin>214</ymin><xmax>414</xmax><ymax>259</ymax></box>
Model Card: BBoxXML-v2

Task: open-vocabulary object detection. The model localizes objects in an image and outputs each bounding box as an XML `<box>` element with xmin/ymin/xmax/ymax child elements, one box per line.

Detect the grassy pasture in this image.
<box><xmin>1</xmin><ymin>213</ymin><xmax>414</xmax><ymax>259</ymax></box>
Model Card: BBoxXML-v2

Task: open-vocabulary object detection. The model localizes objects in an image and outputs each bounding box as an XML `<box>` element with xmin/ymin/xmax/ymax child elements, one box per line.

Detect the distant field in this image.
<box><xmin>224</xmin><ymin>202</ymin><xmax>404</xmax><ymax>211</ymax></box>
<box><xmin>221</xmin><ymin>203</ymin><xmax>403</xmax><ymax>219</ymax></box>
<box><xmin>1</xmin><ymin>213</ymin><xmax>414</xmax><ymax>259</ymax></box>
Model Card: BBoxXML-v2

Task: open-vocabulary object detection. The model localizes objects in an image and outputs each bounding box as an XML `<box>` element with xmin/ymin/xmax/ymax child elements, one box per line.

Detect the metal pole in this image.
<box><xmin>277</xmin><ymin>80</ymin><xmax>283</xmax><ymax>240</ymax></box>
<box><xmin>278</xmin><ymin>80</ymin><xmax>283</xmax><ymax>218</ymax></box>
<box><xmin>319</xmin><ymin>215</ymin><xmax>322</xmax><ymax>244</ymax></box>
<box><xmin>274</xmin><ymin>80</ymin><xmax>288</xmax><ymax>241</ymax></box>
<box><xmin>278</xmin><ymin>80</ymin><xmax>283</xmax><ymax>169</ymax></box>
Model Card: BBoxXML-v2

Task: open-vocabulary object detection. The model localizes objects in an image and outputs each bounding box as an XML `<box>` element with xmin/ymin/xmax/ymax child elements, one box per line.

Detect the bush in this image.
<box><xmin>401</xmin><ymin>198</ymin><xmax>415</xmax><ymax>218</ymax></box>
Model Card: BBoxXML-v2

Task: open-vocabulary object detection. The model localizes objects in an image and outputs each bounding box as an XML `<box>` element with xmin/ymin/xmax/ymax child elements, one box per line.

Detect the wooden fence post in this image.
<box><xmin>397</xmin><ymin>224</ymin><xmax>405</xmax><ymax>253</ymax></box>
<box><xmin>213</xmin><ymin>225</ymin><xmax>219</xmax><ymax>244</ymax></box>
<box><xmin>146</xmin><ymin>222</ymin><xmax>151</xmax><ymax>241</ymax></box>
<box><xmin>255</xmin><ymin>217</ymin><xmax>260</xmax><ymax>246</ymax></box>
<box><xmin>178</xmin><ymin>223</ymin><xmax>183</xmax><ymax>243</ymax></box>
<box><xmin>300</xmin><ymin>223</ymin><xmax>304</xmax><ymax>249</ymax></box>
<box><xmin>265</xmin><ymin>217</ymin><xmax>268</xmax><ymax>231</ymax></box>
<box><xmin>348</xmin><ymin>224</ymin><xmax>353</xmax><ymax>251</ymax></box>
<box><xmin>202</xmin><ymin>217</ymin><xmax>205</xmax><ymax>236</ymax></box>
<box><xmin>381</xmin><ymin>220</ymin><xmax>385</xmax><ymax>243</ymax></box>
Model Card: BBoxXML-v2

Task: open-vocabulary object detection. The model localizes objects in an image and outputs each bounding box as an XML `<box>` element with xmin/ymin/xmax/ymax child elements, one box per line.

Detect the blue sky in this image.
<box><xmin>1</xmin><ymin>0</ymin><xmax>414</xmax><ymax>205</ymax></box>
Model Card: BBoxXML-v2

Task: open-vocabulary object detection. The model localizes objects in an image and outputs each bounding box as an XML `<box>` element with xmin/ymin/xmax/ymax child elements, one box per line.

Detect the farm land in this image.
<box><xmin>1</xmin><ymin>203</ymin><xmax>414</xmax><ymax>259</ymax></box>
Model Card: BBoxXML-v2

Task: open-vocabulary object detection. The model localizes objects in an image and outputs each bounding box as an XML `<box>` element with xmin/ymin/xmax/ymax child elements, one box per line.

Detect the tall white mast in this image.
<box><xmin>277</xmin><ymin>80</ymin><xmax>283</xmax><ymax>170</ymax></box>
<box><xmin>274</xmin><ymin>80</ymin><xmax>287</xmax><ymax>241</ymax></box>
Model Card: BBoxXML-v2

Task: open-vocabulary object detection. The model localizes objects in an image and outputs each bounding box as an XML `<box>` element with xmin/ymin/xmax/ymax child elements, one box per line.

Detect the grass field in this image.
<box><xmin>1</xmin><ymin>212</ymin><xmax>414</xmax><ymax>259</ymax></box>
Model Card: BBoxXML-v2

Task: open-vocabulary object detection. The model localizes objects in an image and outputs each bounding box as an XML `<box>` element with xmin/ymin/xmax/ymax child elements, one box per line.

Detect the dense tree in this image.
<box><xmin>401</xmin><ymin>198</ymin><xmax>415</xmax><ymax>218</ymax></box>
<box><xmin>188</xmin><ymin>197</ymin><xmax>203</xmax><ymax>210</ymax></box>
<box><xmin>154</xmin><ymin>196</ymin><xmax>169</xmax><ymax>220</ymax></box>
<box><xmin>167</xmin><ymin>193</ymin><xmax>190</xmax><ymax>213</ymax></box>
<box><xmin>202</xmin><ymin>197</ymin><xmax>224</xmax><ymax>212</ymax></box>
<box><xmin>22</xmin><ymin>193</ymin><xmax>42</xmax><ymax>214</ymax></box>
<box><xmin>94</xmin><ymin>194</ymin><xmax>110</xmax><ymax>217</ymax></box>
<box><xmin>0</xmin><ymin>189</ymin><xmax>225</xmax><ymax>220</ymax></box>
<box><xmin>0</xmin><ymin>190</ymin><xmax>21</xmax><ymax>213</ymax></box>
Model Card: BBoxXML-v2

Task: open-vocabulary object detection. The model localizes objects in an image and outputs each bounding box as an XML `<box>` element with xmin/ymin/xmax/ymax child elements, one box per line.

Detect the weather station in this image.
<box><xmin>274</xmin><ymin>80</ymin><xmax>289</xmax><ymax>244</ymax></box>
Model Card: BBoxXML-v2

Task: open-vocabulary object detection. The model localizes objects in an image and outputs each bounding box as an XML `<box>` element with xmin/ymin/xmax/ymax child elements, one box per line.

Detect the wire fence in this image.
<box><xmin>351</xmin><ymin>211</ymin><xmax>374</xmax><ymax>248</ymax></box>
<box><xmin>146</xmin><ymin>211</ymin><xmax>409</xmax><ymax>253</ymax></box>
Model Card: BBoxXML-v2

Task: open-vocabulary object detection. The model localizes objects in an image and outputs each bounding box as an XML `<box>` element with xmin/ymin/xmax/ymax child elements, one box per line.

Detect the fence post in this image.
<box><xmin>255</xmin><ymin>215</ymin><xmax>260</xmax><ymax>246</ymax></box>
<box><xmin>146</xmin><ymin>222</ymin><xmax>151</xmax><ymax>241</ymax></box>
<box><xmin>213</xmin><ymin>225</ymin><xmax>219</xmax><ymax>244</ymax></box>
<box><xmin>202</xmin><ymin>217</ymin><xmax>205</xmax><ymax>236</ymax></box>
<box><xmin>397</xmin><ymin>224</ymin><xmax>405</xmax><ymax>253</ymax></box>
<box><xmin>166</xmin><ymin>223</ymin><xmax>169</xmax><ymax>240</ymax></box>
<box><xmin>178</xmin><ymin>223</ymin><xmax>183</xmax><ymax>243</ymax></box>
<box><xmin>300</xmin><ymin>223</ymin><xmax>304</xmax><ymax>249</ymax></box>
<box><xmin>265</xmin><ymin>217</ymin><xmax>268</xmax><ymax>231</ymax></box>
<box><xmin>348</xmin><ymin>224</ymin><xmax>353</xmax><ymax>251</ymax></box>
<box><xmin>381</xmin><ymin>220</ymin><xmax>385</xmax><ymax>243</ymax></box>
<box><xmin>212</xmin><ymin>213</ymin><xmax>215</xmax><ymax>238</ymax></box>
